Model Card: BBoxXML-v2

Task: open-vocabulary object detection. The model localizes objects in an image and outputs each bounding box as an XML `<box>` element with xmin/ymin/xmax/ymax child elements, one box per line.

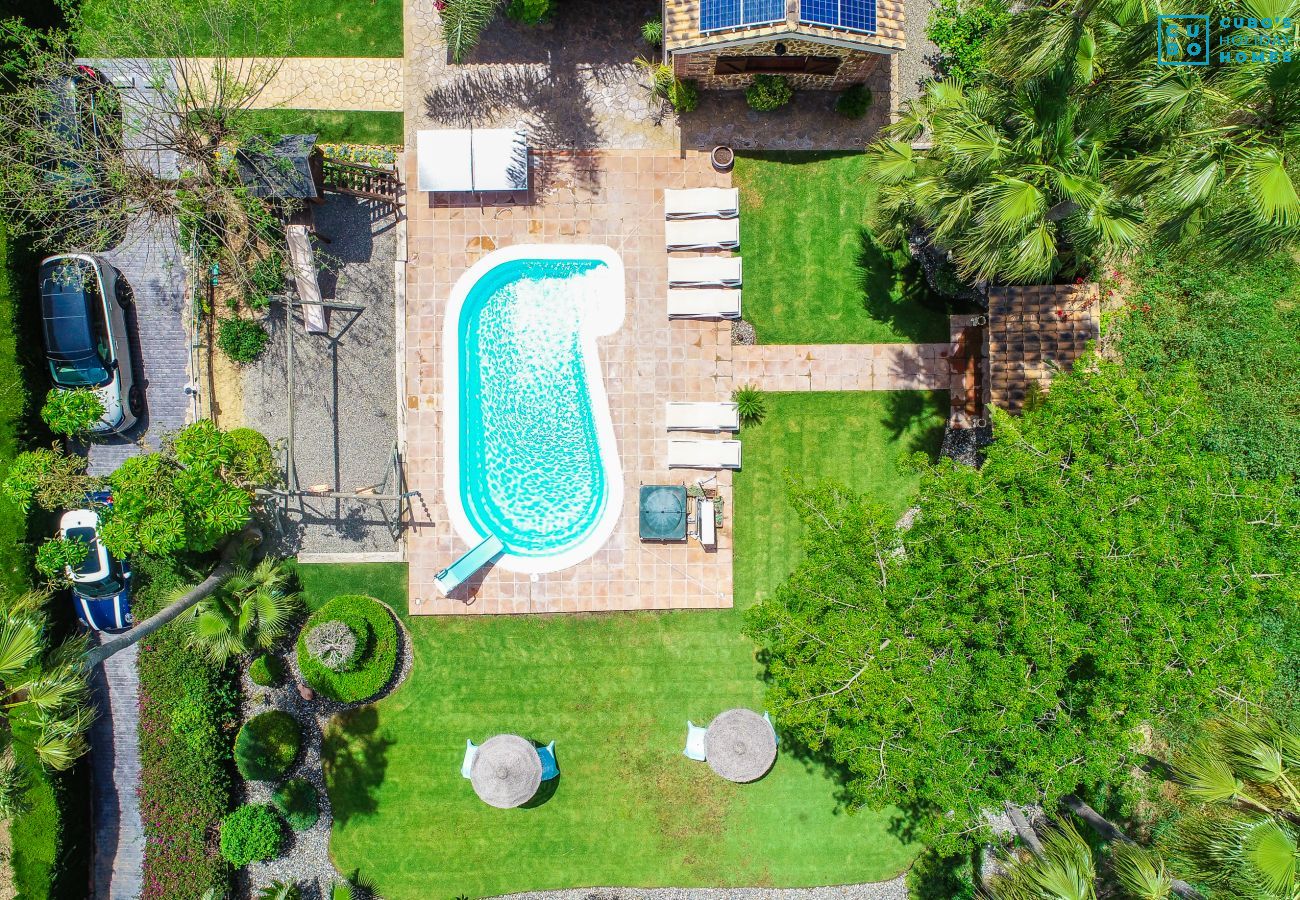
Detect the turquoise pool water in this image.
<box><xmin>456</xmin><ymin>257</ymin><xmax>612</xmax><ymax>558</ymax></box>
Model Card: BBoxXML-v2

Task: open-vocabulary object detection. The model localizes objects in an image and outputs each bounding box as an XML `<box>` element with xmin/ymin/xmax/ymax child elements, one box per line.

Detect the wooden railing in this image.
<box><xmin>321</xmin><ymin>158</ymin><xmax>403</xmax><ymax>210</ymax></box>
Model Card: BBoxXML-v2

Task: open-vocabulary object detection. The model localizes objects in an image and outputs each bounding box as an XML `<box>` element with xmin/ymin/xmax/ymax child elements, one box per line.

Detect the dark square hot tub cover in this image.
<box><xmin>639</xmin><ymin>485</ymin><xmax>687</xmax><ymax>541</ymax></box>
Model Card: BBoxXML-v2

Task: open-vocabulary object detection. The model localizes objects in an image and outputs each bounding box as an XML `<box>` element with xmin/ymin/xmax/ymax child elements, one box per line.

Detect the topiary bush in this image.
<box><xmin>305</xmin><ymin>620</ymin><xmax>360</xmax><ymax>672</ymax></box>
<box><xmin>249</xmin><ymin>653</ymin><xmax>284</xmax><ymax>687</ymax></box>
<box><xmin>228</xmin><ymin>427</ymin><xmax>277</xmax><ymax>486</ymax></box>
<box><xmin>234</xmin><ymin>710</ymin><xmax>301</xmax><ymax>781</ymax></box>
<box><xmin>746</xmin><ymin>74</ymin><xmax>793</xmax><ymax>111</ymax></box>
<box><xmin>218</xmin><ymin>318</ymin><xmax>270</xmax><ymax>364</ymax></box>
<box><xmin>835</xmin><ymin>84</ymin><xmax>872</xmax><ymax>119</ymax></box>
<box><xmin>296</xmin><ymin>596</ymin><xmax>398</xmax><ymax>703</ymax></box>
<box><xmin>271</xmin><ymin>778</ymin><xmax>319</xmax><ymax>831</ymax></box>
<box><xmin>219</xmin><ymin>803</ymin><xmax>282</xmax><ymax>867</ymax></box>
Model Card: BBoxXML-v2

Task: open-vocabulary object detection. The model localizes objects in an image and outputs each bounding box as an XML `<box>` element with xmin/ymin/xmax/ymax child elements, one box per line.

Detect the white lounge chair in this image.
<box><xmin>665</xmin><ymin>401</ymin><xmax>740</xmax><ymax>432</ymax></box>
<box><xmin>683</xmin><ymin>721</ymin><xmax>708</xmax><ymax>761</ymax></box>
<box><xmin>696</xmin><ymin>497</ymin><xmax>717</xmax><ymax>548</ymax></box>
<box><xmin>285</xmin><ymin>224</ymin><xmax>327</xmax><ymax>334</ymax></box>
<box><xmin>668</xmin><ymin>288</ymin><xmax>741</xmax><ymax>320</ymax></box>
<box><xmin>664</xmin><ymin>187</ymin><xmax>740</xmax><ymax>219</ymax></box>
<box><xmin>667</xmin><ymin>439</ymin><xmax>742</xmax><ymax>470</ymax></box>
<box><xmin>665</xmin><ymin>218</ymin><xmax>740</xmax><ymax>250</ymax></box>
<box><xmin>460</xmin><ymin>739</ymin><xmax>478</xmax><ymax>778</ymax></box>
<box><xmin>668</xmin><ymin>256</ymin><xmax>742</xmax><ymax>287</ymax></box>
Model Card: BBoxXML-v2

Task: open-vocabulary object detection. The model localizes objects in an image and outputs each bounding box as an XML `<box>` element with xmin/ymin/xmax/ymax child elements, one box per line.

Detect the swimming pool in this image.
<box><xmin>442</xmin><ymin>245</ymin><xmax>625</xmax><ymax>573</ymax></box>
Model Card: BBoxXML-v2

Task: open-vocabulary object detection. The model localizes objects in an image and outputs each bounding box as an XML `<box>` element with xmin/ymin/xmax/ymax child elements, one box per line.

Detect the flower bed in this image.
<box><xmin>295</xmin><ymin>595</ymin><xmax>397</xmax><ymax>702</ymax></box>
<box><xmin>136</xmin><ymin>557</ymin><xmax>239</xmax><ymax>900</ymax></box>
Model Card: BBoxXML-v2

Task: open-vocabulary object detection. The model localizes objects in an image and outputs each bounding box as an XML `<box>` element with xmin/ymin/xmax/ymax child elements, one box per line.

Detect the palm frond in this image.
<box><xmin>1111</xmin><ymin>843</ymin><xmax>1172</xmax><ymax>900</ymax></box>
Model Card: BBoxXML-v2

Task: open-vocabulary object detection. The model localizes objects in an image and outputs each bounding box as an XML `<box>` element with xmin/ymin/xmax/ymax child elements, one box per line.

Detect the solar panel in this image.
<box><xmin>798</xmin><ymin>0</ymin><xmax>876</xmax><ymax>32</ymax></box>
<box><xmin>700</xmin><ymin>0</ymin><xmax>784</xmax><ymax>31</ymax></box>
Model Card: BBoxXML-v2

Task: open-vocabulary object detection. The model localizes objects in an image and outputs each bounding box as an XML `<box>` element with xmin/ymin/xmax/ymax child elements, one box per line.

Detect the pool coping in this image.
<box><xmin>440</xmin><ymin>243</ymin><xmax>627</xmax><ymax>575</ymax></box>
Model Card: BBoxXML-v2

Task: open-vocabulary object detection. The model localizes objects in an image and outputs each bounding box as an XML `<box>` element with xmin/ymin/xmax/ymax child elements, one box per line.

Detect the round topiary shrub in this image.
<box><xmin>296</xmin><ymin>595</ymin><xmax>398</xmax><ymax>703</ymax></box>
<box><xmin>228</xmin><ymin>427</ymin><xmax>277</xmax><ymax>486</ymax></box>
<box><xmin>835</xmin><ymin>84</ymin><xmax>872</xmax><ymax>119</ymax></box>
<box><xmin>235</xmin><ymin>710</ymin><xmax>301</xmax><ymax>781</ymax></box>
<box><xmin>272</xmin><ymin>777</ymin><xmax>320</xmax><ymax>831</ymax></box>
<box><xmin>219</xmin><ymin>803</ymin><xmax>282</xmax><ymax>866</ymax></box>
<box><xmin>249</xmin><ymin>653</ymin><xmax>285</xmax><ymax>687</ymax></box>
<box><xmin>305</xmin><ymin>620</ymin><xmax>360</xmax><ymax>672</ymax></box>
<box><xmin>746</xmin><ymin>74</ymin><xmax>793</xmax><ymax>111</ymax></box>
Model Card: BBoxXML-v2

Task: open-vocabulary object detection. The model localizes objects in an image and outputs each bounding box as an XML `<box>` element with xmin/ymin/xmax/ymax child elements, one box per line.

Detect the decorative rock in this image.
<box><xmin>296</xmin><ymin>682</ymin><xmax>316</xmax><ymax>702</ymax></box>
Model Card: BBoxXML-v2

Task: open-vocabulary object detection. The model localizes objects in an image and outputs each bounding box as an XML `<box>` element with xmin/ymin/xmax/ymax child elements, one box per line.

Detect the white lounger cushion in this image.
<box><xmin>668</xmin><ymin>256</ymin><xmax>742</xmax><ymax>287</ymax></box>
<box><xmin>285</xmin><ymin>224</ymin><xmax>327</xmax><ymax>334</ymax></box>
<box><xmin>696</xmin><ymin>496</ymin><xmax>717</xmax><ymax>547</ymax></box>
<box><xmin>665</xmin><ymin>401</ymin><xmax>740</xmax><ymax>431</ymax></box>
<box><xmin>665</xmin><ymin>218</ymin><xmax>740</xmax><ymax>250</ymax></box>
<box><xmin>667</xmin><ymin>439</ymin><xmax>743</xmax><ymax>470</ymax></box>
<box><xmin>664</xmin><ymin>187</ymin><xmax>740</xmax><ymax>218</ymax></box>
<box><xmin>667</xmin><ymin>288</ymin><xmax>741</xmax><ymax>319</ymax></box>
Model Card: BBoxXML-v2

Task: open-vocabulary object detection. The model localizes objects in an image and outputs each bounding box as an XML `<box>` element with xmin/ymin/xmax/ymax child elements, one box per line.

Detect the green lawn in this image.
<box><xmin>77</xmin><ymin>0</ymin><xmax>403</xmax><ymax>57</ymax></box>
<box><xmin>315</xmin><ymin>392</ymin><xmax>946</xmax><ymax>898</ymax></box>
<box><xmin>243</xmin><ymin>109</ymin><xmax>404</xmax><ymax>146</ymax></box>
<box><xmin>733</xmin><ymin>152</ymin><xmax>952</xmax><ymax>345</ymax></box>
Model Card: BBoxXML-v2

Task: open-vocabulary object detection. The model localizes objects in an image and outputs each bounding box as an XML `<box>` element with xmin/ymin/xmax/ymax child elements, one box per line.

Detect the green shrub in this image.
<box><xmin>732</xmin><ymin>384</ymin><xmax>767</xmax><ymax>426</ymax></box>
<box><xmin>745</xmin><ymin>74</ymin><xmax>793</xmax><ymax>111</ymax></box>
<box><xmin>668</xmin><ymin>78</ymin><xmax>700</xmax><ymax>114</ymax></box>
<box><xmin>217</xmin><ymin>318</ymin><xmax>270</xmax><ymax>364</ymax></box>
<box><xmin>641</xmin><ymin>17</ymin><xmax>663</xmax><ymax>45</ymax></box>
<box><xmin>247</xmin><ymin>253</ymin><xmax>285</xmax><ymax>309</ymax></box>
<box><xmin>505</xmin><ymin>0</ymin><xmax>553</xmax><ymax>24</ymax></box>
<box><xmin>272</xmin><ymin>778</ymin><xmax>320</xmax><ymax>831</ymax></box>
<box><xmin>926</xmin><ymin>0</ymin><xmax>1011</xmax><ymax>81</ymax></box>
<box><xmin>228</xmin><ymin>427</ymin><xmax>277</xmax><ymax>486</ymax></box>
<box><xmin>234</xmin><ymin>710</ymin><xmax>301</xmax><ymax>781</ymax></box>
<box><xmin>33</xmin><ymin>537</ymin><xmax>88</xmax><ymax>581</ymax></box>
<box><xmin>249</xmin><ymin>653</ymin><xmax>285</xmax><ymax>687</ymax></box>
<box><xmin>835</xmin><ymin>84</ymin><xmax>872</xmax><ymax>119</ymax></box>
<box><xmin>40</xmin><ymin>388</ymin><xmax>104</xmax><ymax>437</ymax></box>
<box><xmin>296</xmin><ymin>595</ymin><xmax>398</xmax><ymax>702</ymax></box>
<box><xmin>219</xmin><ymin>803</ymin><xmax>282</xmax><ymax>867</ymax></box>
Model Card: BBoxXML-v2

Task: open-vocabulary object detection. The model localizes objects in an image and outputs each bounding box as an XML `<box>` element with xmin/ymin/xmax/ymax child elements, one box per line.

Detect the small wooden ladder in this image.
<box><xmin>322</xmin><ymin>158</ymin><xmax>404</xmax><ymax>212</ymax></box>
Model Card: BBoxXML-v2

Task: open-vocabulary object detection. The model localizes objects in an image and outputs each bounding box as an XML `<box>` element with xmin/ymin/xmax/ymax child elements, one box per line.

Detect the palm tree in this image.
<box><xmin>256</xmin><ymin>880</ymin><xmax>301</xmax><ymax>900</ymax></box>
<box><xmin>186</xmin><ymin>557</ymin><xmax>300</xmax><ymax>664</ymax></box>
<box><xmin>0</xmin><ymin>591</ymin><xmax>94</xmax><ymax>774</ymax></box>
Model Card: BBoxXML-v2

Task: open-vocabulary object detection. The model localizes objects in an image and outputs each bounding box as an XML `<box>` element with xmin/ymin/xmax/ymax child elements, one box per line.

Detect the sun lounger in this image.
<box><xmin>664</xmin><ymin>187</ymin><xmax>740</xmax><ymax>219</ymax></box>
<box><xmin>683</xmin><ymin>721</ymin><xmax>708</xmax><ymax>761</ymax></box>
<box><xmin>537</xmin><ymin>741</ymin><xmax>559</xmax><ymax>780</ymax></box>
<box><xmin>667</xmin><ymin>439</ymin><xmax>742</xmax><ymax>470</ymax></box>
<box><xmin>665</xmin><ymin>218</ymin><xmax>740</xmax><ymax>250</ymax></box>
<box><xmin>696</xmin><ymin>497</ymin><xmax>717</xmax><ymax>548</ymax></box>
<box><xmin>667</xmin><ymin>288</ymin><xmax>741</xmax><ymax>319</ymax></box>
<box><xmin>665</xmin><ymin>401</ymin><xmax>740</xmax><ymax>432</ymax></box>
<box><xmin>668</xmin><ymin>255</ymin><xmax>742</xmax><ymax>287</ymax></box>
<box><xmin>460</xmin><ymin>739</ymin><xmax>478</xmax><ymax>778</ymax></box>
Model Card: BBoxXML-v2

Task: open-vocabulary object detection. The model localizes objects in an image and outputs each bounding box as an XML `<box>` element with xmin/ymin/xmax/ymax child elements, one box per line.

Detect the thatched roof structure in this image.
<box><xmin>706</xmin><ymin>709</ymin><xmax>777</xmax><ymax>783</ymax></box>
<box><xmin>470</xmin><ymin>734</ymin><xmax>542</xmax><ymax>808</ymax></box>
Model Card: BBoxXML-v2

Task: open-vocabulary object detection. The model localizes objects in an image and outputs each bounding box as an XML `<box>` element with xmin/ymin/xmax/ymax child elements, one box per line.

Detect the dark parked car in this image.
<box><xmin>38</xmin><ymin>66</ymin><xmax>122</xmax><ymax>216</ymax></box>
<box><xmin>38</xmin><ymin>253</ymin><xmax>141</xmax><ymax>434</ymax></box>
<box><xmin>60</xmin><ymin>492</ymin><xmax>132</xmax><ymax>632</ymax></box>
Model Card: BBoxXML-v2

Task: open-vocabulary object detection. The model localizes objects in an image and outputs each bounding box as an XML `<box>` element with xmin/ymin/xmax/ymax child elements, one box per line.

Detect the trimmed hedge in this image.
<box><xmin>249</xmin><ymin>653</ymin><xmax>285</xmax><ymax>687</ymax></box>
<box><xmin>272</xmin><ymin>777</ymin><xmax>320</xmax><ymax>831</ymax></box>
<box><xmin>219</xmin><ymin>803</ymin><xmax>282</xmax><ymax>866</ymax></box>
<box><xmin>296</xmin><ymin>595</ymin><xmax>398</xmax><ymax>702</ymax></box>
<box><xmin>234</xmin><ymin>710</ymin><xmax>301</xmax><ymax>782</ymax></box>
<box><xmin>135</xmin><ymin>554</ymin><xmax>238</xmax><ymax>899</ymax></box>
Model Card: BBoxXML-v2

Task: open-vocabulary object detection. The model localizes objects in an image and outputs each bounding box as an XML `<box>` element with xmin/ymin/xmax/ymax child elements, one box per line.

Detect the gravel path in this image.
<box><xmin>241</xmin><ymin>195</ymin><xmax>401</xmax><ymax>555</ymax></box>
<box><xmin>493</xmin><ymin>881</ymin><xmax>908</xmax><ymax>900</ymax></box>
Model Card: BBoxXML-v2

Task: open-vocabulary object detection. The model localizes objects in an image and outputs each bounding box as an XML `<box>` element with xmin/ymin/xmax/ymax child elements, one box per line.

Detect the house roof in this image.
<box><xmin>665</xmin><ymin>0</ymin><xmax>904</xmax><ymax>55</ymax></box>
<box><xmin>987</xmin><ymin>283</ymin><xmax>1100</xmax><ymax>414</ymax></box>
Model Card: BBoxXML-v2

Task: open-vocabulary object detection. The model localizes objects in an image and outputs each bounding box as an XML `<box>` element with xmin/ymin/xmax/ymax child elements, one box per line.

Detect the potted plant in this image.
<box><xmin>711</xmin><ymin>145</ymin><xmax>734</xmax><ymax>172</ymax></box>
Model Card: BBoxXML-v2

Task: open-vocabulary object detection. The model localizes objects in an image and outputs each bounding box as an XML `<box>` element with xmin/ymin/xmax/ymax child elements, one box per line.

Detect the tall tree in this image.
<box><xmin>745</xmin><ymin>362</ymin><xmax>1300</xmax><ymax>850</ymax></box>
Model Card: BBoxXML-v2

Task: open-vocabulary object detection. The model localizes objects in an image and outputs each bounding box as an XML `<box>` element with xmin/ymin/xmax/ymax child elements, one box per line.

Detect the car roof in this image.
<box><xmin>39</xmin><ymin>259</ymin><xmax>101</xmax><ymax>362</ymax></box>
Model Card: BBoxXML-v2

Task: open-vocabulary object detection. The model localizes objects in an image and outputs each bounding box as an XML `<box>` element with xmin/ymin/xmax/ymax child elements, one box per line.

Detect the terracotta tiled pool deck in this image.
<box><xmin>404</xmin><ymin>149</ymin><xmax>737</xmax><ymax>615</ymax></box>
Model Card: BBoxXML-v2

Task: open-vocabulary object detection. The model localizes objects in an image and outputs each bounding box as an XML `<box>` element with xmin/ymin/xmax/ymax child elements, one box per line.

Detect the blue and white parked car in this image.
<box><xmin>60</xmin><ymin>493</ymin><xmax>132</xmax><ymax>632</ymax></box>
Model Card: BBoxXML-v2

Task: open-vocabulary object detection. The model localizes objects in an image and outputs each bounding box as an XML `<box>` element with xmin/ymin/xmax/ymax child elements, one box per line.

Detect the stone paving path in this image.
<box><xmin>89</xmin><ymin>644</ymin><xmax>144</xmax><ymax>900</ymax></box>
<box><xmin>88</xmin><ymin>217</ymin><xmax>193</xmax><ymax>476</ymax></box>
<box><xmin>200</xmin><ymin>57</ymin><xmax>404</xmax><ymax>112</ymax></box>
<box><xmin>730</xmin><ymin>342</ymin><xmax>955</xmax><ymax>392</ymax></box>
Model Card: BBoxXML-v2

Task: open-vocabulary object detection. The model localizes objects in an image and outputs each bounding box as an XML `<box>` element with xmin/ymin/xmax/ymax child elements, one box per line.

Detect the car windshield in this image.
<box><xmin>65</xmin><ymin>525</ymin><xmax>102</xmax><ymax>576</ymax></box>
<box><xmin>78</xmin><ymin>577</ymin><xmax>122</xmax><ymax>599</ymax></box>
<box><xmin>39</xmin><ymin>259</ymin><xmax>111</xmax><ymax>388</ymax></box>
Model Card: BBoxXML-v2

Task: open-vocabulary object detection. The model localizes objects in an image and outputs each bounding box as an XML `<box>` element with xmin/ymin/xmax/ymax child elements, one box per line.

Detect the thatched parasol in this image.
<box><xmin>470</xmin><ymin>734</ymin><xmax>543</xmax><ymax>808</ymax></box>
<box><xmin>706</xmin><ymin>709</ymin><xmax>777</xmax><ymax>783</ymax></box>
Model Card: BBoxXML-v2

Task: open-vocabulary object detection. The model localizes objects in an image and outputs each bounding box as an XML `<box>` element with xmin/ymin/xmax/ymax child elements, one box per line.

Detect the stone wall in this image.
<box><xmin>671</xmin><ymin>38</ymin><xmax>892</xmax><ymax>90</ymax></box>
